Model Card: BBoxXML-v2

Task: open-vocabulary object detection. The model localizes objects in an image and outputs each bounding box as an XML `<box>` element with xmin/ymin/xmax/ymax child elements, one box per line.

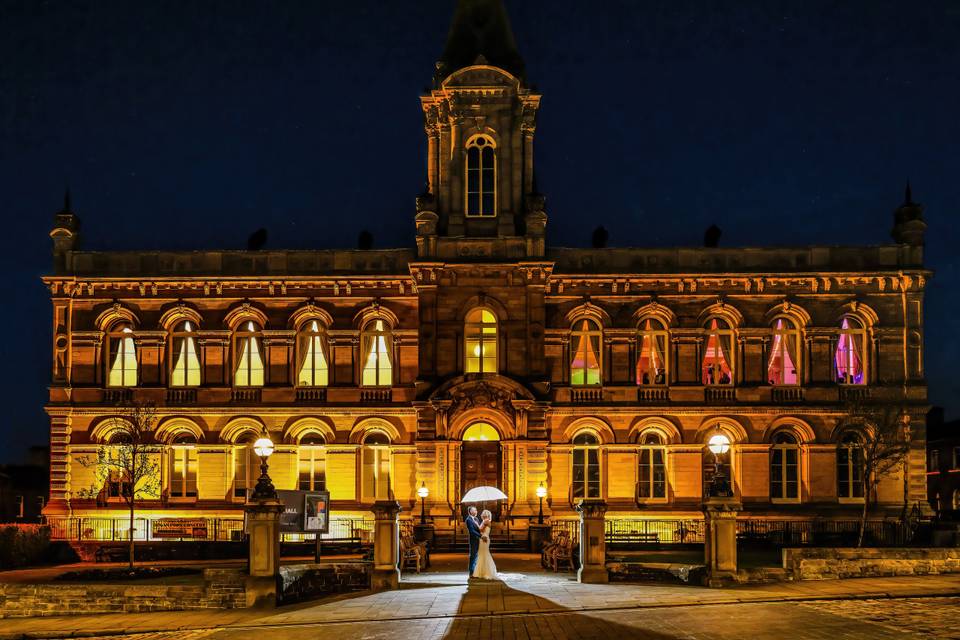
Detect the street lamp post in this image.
<box><xmin>707</xmin><ymin>432</ymin><xmax>732</xmax><ymax>498</ymax></box>
<box><xmin>251</xmin><ymin>428</ymin><xmax>277</xmax><ymax>501</ymax></box>
<box><xmin>536</xmin><ymin>482</ymin><xmax>547</xmax><ymax>525</ymax></box>
<box><xmin>417</xmin><ymin>481</ymin><xmax>429</xmax><ymax>525</ymax></box>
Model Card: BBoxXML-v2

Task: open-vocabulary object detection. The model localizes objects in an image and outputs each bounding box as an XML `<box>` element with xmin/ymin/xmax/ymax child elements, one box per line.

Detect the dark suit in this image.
<box><xmin>465</xmin><ymin>514</ymin><xmax>482</xmax><ymax>574</ymax></box>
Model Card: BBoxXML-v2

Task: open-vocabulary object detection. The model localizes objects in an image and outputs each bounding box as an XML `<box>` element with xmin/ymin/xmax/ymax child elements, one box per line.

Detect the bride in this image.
<box><xmin>472</xmin><ymin>509</ymin><xmax>499</xmax><ymax>580</ymax></box>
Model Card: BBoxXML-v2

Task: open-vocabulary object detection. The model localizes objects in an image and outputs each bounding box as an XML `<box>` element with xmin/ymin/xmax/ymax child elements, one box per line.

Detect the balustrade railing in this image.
<box><xmin>571</xmin><ymin>387</ymin><xmax>603</xmax><ymax>403</ymax></box>
<box><xmin>295</xmin><ymin>387</ymin><xmax>327</xmax><ymax>403</ymax></box>
<box><xmin>704</xmin><ymin>387</ymin><xmax>735</xmax><ymax>404</ymax></box>
<box><xmin>360</xmin><ymin>388</ymin><xmax>392</xmax><ymax>402</ymax></box>
<box><xmin>771</xmin><ymin>386</ymin><xmax>804</xmax><ymax>403</ymax></box>
<box><xmin>231</xmin><ymin>388</ymin><xmax>262</xmax><ymax>403</ymax></box>
<box><xmin>637</xmin><ymin>387</ymin><xmax>669</xmax><ymax>403</ymax></box>
<box><xmin>165</xmin><ymin>388</ymin><xmax>198</xmax><ymax>405</ymax></box>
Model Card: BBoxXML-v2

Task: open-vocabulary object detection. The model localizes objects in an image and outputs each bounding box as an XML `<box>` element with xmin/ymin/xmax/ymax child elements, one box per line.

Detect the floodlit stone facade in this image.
<box><xmin>42</xmin><ymin>0</ymin><xmax>930</xmax><ymax>538</ymax></box>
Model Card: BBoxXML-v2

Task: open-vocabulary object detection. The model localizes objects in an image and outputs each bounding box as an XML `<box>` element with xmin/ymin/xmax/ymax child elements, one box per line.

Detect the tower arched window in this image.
<box><xmin>767</xmin><ymin>318</ymin><xmax>800</xmax><ymax>386</ymax></box>
<box><xmin>361</xmin><ymin>431</ymin><xmax>391</xmax><ymax>501</ymax></box>
<box><xmin>637</xmin><ymin>318</ymin><xmax>669</xmax><ymax>386</ymax></box>
<box><xmin>572</xmin><ymin>431</ymin><xmax>601</xmax><ymax>500</ymax></box>
<box><xmin>637</xmin><ymin>431</ymin><xmax>667</xmax><ymax>500</ymax></box>
<box><xmin>361</xmin><ymin>319</ymin><xmax>393</xmax><ymax>387</ymax></box>
<box><xmin>702</xmin><ymin>318</ymin><xmax>734</xmax><ymax>386</ymax></box>
<box><xmin>465</xmin><ymin>135</ymin><xmax>496</xmax><ymax>217</ymax></box>
<box><xmin>570</xmin><ymin>319</ymin><xmax>602</xmax><ymax>386</ymax></box>
<box><xmin>770</xmin><ymin>431</ymin><xmax>800</xmax><ymax>501</ymax></box>
<box><xmin>835</xmin><ymin>317</ymin><xmax>866</xmax><ymax>385</ymax></box>
<box><xmin>297</xmin><ymin>320</ymin><xmax>329</xmax><ymax>387</ymax></box>
<box><xmin>298</xmin><ymin>432</ymin><xmax>327</xmax><ymax>491</ymax></box>
<box><xmin>465</xmin><ymin>308</ymin><xmax>498</xmax><ymax>373</ymax></box>
<box><xmin>106</xmin><ymin>322</ymin><xmax>138</xmax><ymax>387</ymax></box>
<box><xmin>233</xmin><ymin>321</ymin><xmax>264</xmax><ymax>387</ymax></box>
<box><xmin>837</xmin><ymin>432</ymin><xmax>865</xmax><ymax>501</ymax></box>
<box><xmin>170</xmin><ymin>321</ymin><xmax>201</xmax><ymax>387</ymax></box>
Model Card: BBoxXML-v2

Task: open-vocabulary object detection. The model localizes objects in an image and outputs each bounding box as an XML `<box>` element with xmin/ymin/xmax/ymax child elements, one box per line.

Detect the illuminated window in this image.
<box><xmin>170</xmin><ymin>434</ymin><xmax>198</xmax><ymax>498</ymax></box>
<box><xmin>702</xmin><ymin>318</ymin><xmax>734</xmax><ymax>385</ymax></box>
<box><xmin>298</xmin><ymin>432</ymin><xmax>327</xmax><ymax>491</ymax></box>
<box><xmin>170</xmin><ymin>321</ymin><xmax>201</xmax><ymax>387</ymax></box>
<box><xmin>361</xmin><ymin>431</ymin><xmax>391</xmax><ymax>501</ymax></box>
<box><xmin>767</xmin><ymin>318</ymin><xmax>800</xmax><ymax>386</ymax></box>
<box><xmin>465</xmin><ymin>308</ymin><xmax>498</xmax><ymax>373</ymax></box>
<box><xmin>233</xmin><ymin>432</ymin><xmax>258</xmax><ymax>499</ymax></box>
<box><xmin>107</xmin><ymin>430</ymin><xmax>132</xmax><ymax>499</ymax></box>
<box><xmin>462</xmin><ymin>422</ymin><xmax>500</xmax><ymax>442</ymax></box>
<box><xmin>107</xmin><ymin>323</ymin><xmax>138</xmax><ymax>387</ymax></box>
<box><xmin>465</xmin><ymin>135</ymin><xmax>496</xmax><ymax>217</ymax></box>
<box><xmin>297</xmin><ymin>320</ymin><xmax>329</xmax><ymax>387</ymax></box>
<box><xmin>835</xmin><ymin>317</ymin><xmax>866</xmax><ymax>385</ymax></box>
<box><xmin>837</xmin><ymin>432</ymin><xmax>865</xmax><ymax>500</ymax></box>
<box><xmin>572</xmin><ymin>432</ymin><xmax>601</xmax><ymax>499</ymax></box>
<box><xmin>570</xmin><ymin>319</ymin><xmax>602</xmax><ymax>386</ymax></box>
<box><xmin>361</xmin><ymin>319</ymin><xmax>393</xmax><ymax>386</ymax></box>
<box><xmin>637</xmin><ymin>432</ymin><xmax>667</xmax><ymax>500</ymax></box>
<box><xmin>770</xmin><ymin>431</ymin><xmax>799</xmax><ymax>501</ymax></box>
<box><xmin>637</xmin><ymin>318</ymin><xmax>668</xmax><ymax>385</ymax></box>
<box><xmin>234</xmin><ymin>321</ymin><xmax>264</xmax><ymax>387</ymax></box>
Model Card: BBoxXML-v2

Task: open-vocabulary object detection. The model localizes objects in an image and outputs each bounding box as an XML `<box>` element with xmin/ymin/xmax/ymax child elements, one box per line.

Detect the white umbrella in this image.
<box><xmin>461</xmin><ymin>486</ymin><xmax>508</xmax><ymax>503</ymax></box>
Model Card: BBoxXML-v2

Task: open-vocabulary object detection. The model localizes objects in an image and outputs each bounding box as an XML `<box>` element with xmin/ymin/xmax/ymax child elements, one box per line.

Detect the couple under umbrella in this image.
<box><xmin>461</xmin><ymin>485</ymin><xmax>506</xmax><ymax>580</ymax></box>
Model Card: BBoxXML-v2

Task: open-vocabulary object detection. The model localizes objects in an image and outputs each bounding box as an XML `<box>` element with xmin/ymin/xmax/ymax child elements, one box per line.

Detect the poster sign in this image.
<box><xmin>276</xmin><ymin>489</ymin><xmax>330</xmax><ymax>534</ymax></box>
<box><xmin>152</xmin><ymin>518</ymin><xmax>208</xmax><ymax>539</ymax></box>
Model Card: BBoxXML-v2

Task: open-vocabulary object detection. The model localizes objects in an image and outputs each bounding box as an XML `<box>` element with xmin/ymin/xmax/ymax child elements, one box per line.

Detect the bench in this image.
<box><xmin>541</xmin><ymin>531</ymin><xmax>575</xmax><ymax>572</ymax></box>
<box><xmin>94</xmin><ymin>546</ymin><xmax>130</xmax><ymax>563</ymax></box>
<box><xmin>400</xmin><ymin>533</ymin><xmax>429</xmax><ymax>573</ymax></box>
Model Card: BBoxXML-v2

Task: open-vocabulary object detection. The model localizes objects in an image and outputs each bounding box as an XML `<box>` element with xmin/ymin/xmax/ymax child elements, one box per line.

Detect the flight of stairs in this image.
<box><xmin>430</xmin><ymin>525</ymin><xmax>531</xmax><ymax>553</ymax></box>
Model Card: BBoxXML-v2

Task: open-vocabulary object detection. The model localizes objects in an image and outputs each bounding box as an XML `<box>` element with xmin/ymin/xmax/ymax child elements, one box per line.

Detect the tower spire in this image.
<box><xmin>436</xmin><ymin>0</ymin><xmax>525</xmax><ymax>82</ymax></box>
<box><xmin>892</xmin><ymin>180</ymin><xmax>926</xmax><ymax>246</ymax></box>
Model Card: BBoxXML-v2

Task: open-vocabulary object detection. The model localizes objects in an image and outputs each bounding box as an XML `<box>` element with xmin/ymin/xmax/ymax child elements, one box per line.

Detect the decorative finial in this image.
<box><xmin>904</xmin><ymin>180</ymin><xmax>913</xmax><ymax>205</ymax></box>
<box><xmin>63</xmin><ymin>187</ymin><xmax>72</xmax><ymax>213</ymax></box>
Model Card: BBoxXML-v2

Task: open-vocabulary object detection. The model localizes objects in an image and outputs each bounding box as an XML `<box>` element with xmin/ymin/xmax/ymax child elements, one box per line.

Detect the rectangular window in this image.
<box><xmin>572</xmin><ymin>448</ymin><xmax>601</xmax><ymax>499</ymax></box>
<box><xmin>638</xmin><ymin>449</ymin><xmax>667</xmax><ymax>499</ymax></box>
<box><xmin>171</xmin><ymin>447</ymin><xmax>198</xmax><ymax>498</ymax></box>
<box><xmin>929</xmin><ymin>449</ymin><xmax>940</xmax><ymax>472</ymax></box>
<box><xmin>298</xmin><ymin>448</ymin><xmax>327</xmax><ymax>491</ymax></box>
<box><xmin>838</xmin><ymin>447</ymin><xmax>864</xmax><ymax>499</ymax></box>
<box><xmin>234</xmin><ymin>447</ymin><xmax>253</xmax><ymax>499</ymax></box>
<box><xmin>362</xmin><ymin>447</ymin><xmax>390</xmax><ymax>500</ymax></box>
<box><xmin>771</xmin><ymin>448</ymin><xmax>799</xmax><ymax>500</ymax></box>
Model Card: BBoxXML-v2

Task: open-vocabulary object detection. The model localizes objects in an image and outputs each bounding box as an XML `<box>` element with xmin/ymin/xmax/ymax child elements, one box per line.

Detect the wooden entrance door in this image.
<box><xmin>461</xmin><ymin>441</ymin><xmax>502</xmax><ymax>519</ymax></box>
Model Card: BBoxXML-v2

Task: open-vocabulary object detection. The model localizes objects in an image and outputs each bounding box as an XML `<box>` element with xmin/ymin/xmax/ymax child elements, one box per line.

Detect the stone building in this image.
<box><xmin>43</xmin><ymin>0</ymin><xmax>930</xmax><ymax>541</ymax></box>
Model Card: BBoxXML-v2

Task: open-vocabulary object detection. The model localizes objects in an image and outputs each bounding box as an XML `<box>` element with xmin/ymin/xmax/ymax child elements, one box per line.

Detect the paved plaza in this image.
<box><xmin>2</xmin><ymin>555</ymin><xmax>960</xmax><ymax>639</ymax></box>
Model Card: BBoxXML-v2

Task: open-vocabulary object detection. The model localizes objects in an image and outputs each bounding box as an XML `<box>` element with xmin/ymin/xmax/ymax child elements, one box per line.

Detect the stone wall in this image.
<box><xmin>277</xmin><ymin>561</ymin><xmax>371</xmax><ymax>605</ymax></box>
<box><xmin>0</xmin><ymin>568</ymin><xmax>246</xmax><ymax>618</ymax></box>
<box><xmin>783</xmin><ymin>547</ymin><xmax>960</xmax><ymax>581</ymax></box>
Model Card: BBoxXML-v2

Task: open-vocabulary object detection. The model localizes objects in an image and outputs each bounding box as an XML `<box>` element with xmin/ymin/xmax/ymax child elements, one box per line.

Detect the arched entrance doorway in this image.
<box><xmin>461</xmin><ymin>422</ymin><xmax>502</xmax><ymax>519</ymax></box>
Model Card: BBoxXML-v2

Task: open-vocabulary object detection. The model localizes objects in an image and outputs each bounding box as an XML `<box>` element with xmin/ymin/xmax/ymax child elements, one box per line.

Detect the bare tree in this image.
<box><xmin>78</xmin><ymin>402</ymin><xmax>161</xmax><ymax>569</ymax></box>
<box><xmin>840</xmin><ymin>401</ymin><xmax>911</xmax><ymax>547</ymax></box>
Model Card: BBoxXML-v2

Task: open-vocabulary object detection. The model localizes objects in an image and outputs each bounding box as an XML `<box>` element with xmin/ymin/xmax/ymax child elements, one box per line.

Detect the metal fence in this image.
<box><xmin>550</xmin><ymin>517</ymin><xmax>912</xmax><ymax>549</ymax></box>
<box><xmin>46</xmin><ymin>515</ymin><xmax>381</xmax><ymax>543</ymax></box>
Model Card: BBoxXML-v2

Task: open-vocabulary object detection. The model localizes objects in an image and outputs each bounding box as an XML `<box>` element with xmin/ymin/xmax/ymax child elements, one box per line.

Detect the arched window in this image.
<box><xmin>298</xmin><ymin>432</ymin><xmax>327</xmax><ymax>491</ymax></box>
<box><xmin>170</xmin><ymin>433</ymin><xmax>198</xmax><ymax>499</ymax></box>
<box><xmin>462</xmin><ymin>422</ymin><xmax>500</xmax><ymax>442</ymax></box>
<box><xmin>637</xmin><ymin>431</ymin><xmax>667</xmax><ymax>500</ymax></box>
<box><xmin>837</xmin><ymin>432</ymin><xmax>865</xmax><ymax>500</ymax></box>
<box><xmin>572</xmin><ymin>431</ymin><xmax>601</xmax><ymax>500</ymax></box>
<box><xmin>637</xmin><ymin>318</ymin><xmax>669</xmax><ymax>386</ymax></box>
<box><xmin>836</xmin><ymin>317</ymin><xmax>866</xmax><ymax>385</ymax></box>
<box><xmin>170</xmin><ymin>321</ymin><xmax>201</xmax><ymax>387</ymax></box>
<box><xmin>106</xmin><ymin>322</ymin><xmax>138</xmax><ymax>387</ymax></box>
<box><xmin>570</xmin><ymin>319</ymin><xmax>602</xmax><ymax>386</ymax></box>
<box><xmin>297</xmin><ymin>320</ymin><xmax>329</xmax><ymax>387</ymax></box>
<box><xmin>465</xmin><ymin>308</ymin><xmax>497</xmax><ymax>374</ymax></box>
<box><xmin>361</xmin><ymin>319</ymin><xmax>393</xmax><ymax>387</ymax></box>
<box><xmin>767</xmin><ymin>318</ymin><xmax>800</xmax><ymax>386</ymax></box>
<box><xmin>770</xmin><ymin>431</ymin><xmax>799</xmax><ymax>501</ymax></box>
<box><xmin>233</xmin><ymin>431</ymin><xmax>258</xmax><ymax>499</ymax></box>
<box><xmin>361</xmin><ymin>431</ymin><xmax>391</xmax><ymax>500</ymax></box>
<box><xmin>465</xmin><ymin>135</ymin><xmax>496</xmax><ymax>217</ymax></box>
<box><xmin>702</xmin><ymin>318</ymin><xmax>734</xmax><ymax>386</ymax></box>
<box><xmin>233</xmin><ymin>321</ymin><xmax>264</xmax><ymax>387</ymax></box>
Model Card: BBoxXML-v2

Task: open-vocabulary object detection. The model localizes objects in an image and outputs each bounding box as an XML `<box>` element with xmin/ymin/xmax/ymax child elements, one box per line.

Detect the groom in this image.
<box><xmin>464</xmin><ymin>505</ymin><xmax>482</xmax><ymax>575</ymax></box>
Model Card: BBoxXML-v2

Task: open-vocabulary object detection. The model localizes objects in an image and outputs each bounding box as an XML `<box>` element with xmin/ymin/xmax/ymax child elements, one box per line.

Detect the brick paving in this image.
<box><xmin>2</xmin><ymin>555</ymin><xmax>959</xmax><ymax>639</ymax></box>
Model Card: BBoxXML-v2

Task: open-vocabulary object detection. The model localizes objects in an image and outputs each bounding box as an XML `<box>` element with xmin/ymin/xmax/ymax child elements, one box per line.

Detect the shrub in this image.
<box><xmin>0</xmin><ymin>524</ymin><xmax>52</xmax><ymax>570</ymax></box>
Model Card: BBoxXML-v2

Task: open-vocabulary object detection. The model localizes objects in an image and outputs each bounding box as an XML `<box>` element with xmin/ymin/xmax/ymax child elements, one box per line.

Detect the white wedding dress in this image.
<box><xmin>472</xmin><ymin>523</ymin><xmax>499</xmax><ymax>579</ymax></box>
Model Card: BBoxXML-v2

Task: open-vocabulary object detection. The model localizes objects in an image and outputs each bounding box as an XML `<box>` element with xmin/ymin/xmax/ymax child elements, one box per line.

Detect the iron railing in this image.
<box><xmin>550</xmin><ymin>517</ymin><xmax>912</xmax><ymax>549</ymax></box>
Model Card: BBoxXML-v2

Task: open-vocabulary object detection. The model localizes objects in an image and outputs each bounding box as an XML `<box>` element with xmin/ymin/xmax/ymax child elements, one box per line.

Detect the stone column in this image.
<box><xmin>576</xmin><ymin>499</ymin><xmax>608</xmax><ymax>583</ymax></box>
<box><xmin>703</xmin><ymin>497</ymin><xmax>741</xmax><ymax>586</ymax></box>
<box><xmin>371</xmin><ymin>500</ymin><xmax>402</xmax><ymax>590</ymax></box>
<box><xmin>244</xmin><ymin>499</ymin><xmax>283</xmax><ymax>606</ymax></box>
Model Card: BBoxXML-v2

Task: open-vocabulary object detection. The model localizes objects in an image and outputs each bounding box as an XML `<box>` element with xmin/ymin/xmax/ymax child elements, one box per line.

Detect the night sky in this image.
<box><xmin>1</xmin><ymin>0</ymin><xmax>958</xmax><ymax>462</ymax></box>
